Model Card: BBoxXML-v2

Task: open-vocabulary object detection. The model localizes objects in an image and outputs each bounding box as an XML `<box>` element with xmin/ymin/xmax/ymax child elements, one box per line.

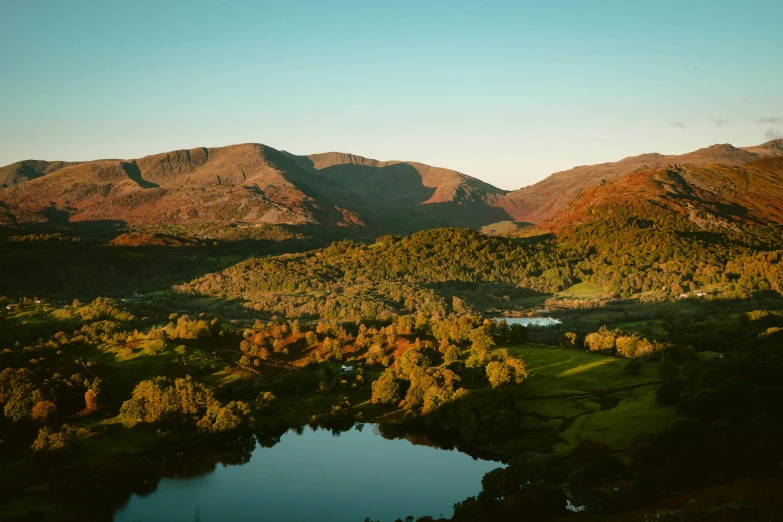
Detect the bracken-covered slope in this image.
<box><xmin>543</xmin><ymin>156</ymin><xmax>783</xmax><ymax>232</ymax></box>
<box><xmin>0</xmin><ymin>144</ymin><xmax>521</xmax><ymax>233</ymax></box>
<box><xmin>507</xmin><ymin>139</ymin><xmax>783</xmax><ymax>223</ymax></box>
<box><xmin>284</xmin><ymin>151</ymin><xmax>521</xmax><ymax>231</ymax></box>
<box><xmin>0</xmin><ymin>160</ymin><xmax>81</xmax><ymax>189</ymax></box>
<box><xmin>3</xmin><ymin>139</ymin><xmax>783</xmax><ymax>234</ymax></box>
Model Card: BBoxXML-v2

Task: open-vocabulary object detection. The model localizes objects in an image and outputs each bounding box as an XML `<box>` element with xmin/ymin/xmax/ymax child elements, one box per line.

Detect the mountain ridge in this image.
<box><xmin>506</xmin><ymin>139</ymin><xmax>783</xmax><ymax>223</ymax></box>
<box><xmin>2</xmin><ymin>138</ymin><xmax>782</xmax><ymax>234</ymax></box>
<box><xmin>0</xmin><ymin>143</ymin><xmax>518</xmax><ymax>233</ymax></box>
<box><xmin>543</xmin><ymin>156</ymin><xmax>783</xmax><ymax>233</ymax></box>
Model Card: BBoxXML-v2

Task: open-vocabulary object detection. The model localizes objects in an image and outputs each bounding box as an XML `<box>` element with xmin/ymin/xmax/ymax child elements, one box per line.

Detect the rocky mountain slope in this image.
<box><xmin>2</xmin><ymin>139</ymin><xmax>782</xmax><ymax>235</ymax></box>
<box><xmin>507</xmin><ymin>139</ymin><xmax>783</xmax><ymax>223</ymax></box>
<box><xmin>0</xmin><ymin>144</ymin><xmax>520</xmax><ymax>233</ymax></box>
<box><xmin>543</xmin><ymin>156</ymin><xmax>783</xmax><ymax>232</ymax></box>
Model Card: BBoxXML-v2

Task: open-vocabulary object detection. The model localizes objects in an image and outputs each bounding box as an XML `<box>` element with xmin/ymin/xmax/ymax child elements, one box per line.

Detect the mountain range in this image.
<box><xmin>1</xmin><ymin>139</ymin><xmax>782</xmax><ymax>235</ymax></box>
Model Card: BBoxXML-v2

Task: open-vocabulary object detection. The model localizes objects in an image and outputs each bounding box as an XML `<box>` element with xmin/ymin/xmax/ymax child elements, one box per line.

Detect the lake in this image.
<box><xmin>114</xmin><ymin>425</ymin><xmax>500</xmax><ymax>522</ymax></box>
<box><xmin>490</xmin><ymin>317</ymin><xmax>562</xmax><ymax>326</ymax></box>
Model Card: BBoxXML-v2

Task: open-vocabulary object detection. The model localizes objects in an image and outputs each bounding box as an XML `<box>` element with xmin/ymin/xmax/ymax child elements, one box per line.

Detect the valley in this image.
<box><xmin>1</xmin><ymin>141</ymin><xmax>783</xmax><ymax>522</ymax></box>
<box><xmin>4</xmin><ymin>3</ymin><xmax>783</xmax><ymax>520</ymax></box>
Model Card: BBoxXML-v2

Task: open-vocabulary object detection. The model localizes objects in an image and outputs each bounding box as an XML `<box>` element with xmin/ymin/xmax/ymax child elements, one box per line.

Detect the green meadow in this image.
<box><xmin>500</xmin><ymin>343</ymin><xmax>675</xmax><ymax>455</ymax></box>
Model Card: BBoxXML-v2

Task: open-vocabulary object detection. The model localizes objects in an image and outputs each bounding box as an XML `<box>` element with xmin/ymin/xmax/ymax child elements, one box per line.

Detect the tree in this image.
<box><xmin>469</xmin><ymin>326</ymin><xmax>495</xmax><ymax>352</ymax></box>
<box><xmin>678</xmin><ymin>388</ymin><xmax>725</xmax><ymax>422</ymax></box>
<box><xmin>656</xmin><ymin>380</ymin><xmax>681</xmax><ymax>405</ymax></box>
<box><xmin>568</xmin><ymin>438</ymin><xmax>624</xmax><ymax>482</ymax></box>
<box><xmin>119</xmin><ymin>376</ymin><xmax>219</xmax><ymax>427</ymax></box>
<box><xmin>31</xmin><ymin>424</ymin><xmax>84</xmax><ymax>452</ymax></box>
<box><xmin>584</xmin><ymin>326</ymin><xmax>617</xmax><ymax>353</ymax></box>
<box><xmin>31</xmin><ymin>400</ymin><xmax>58</xmax><ymax>423</ymax></box>
<box><xmin>31</xmin><ymin>426</ymin><xmax>55</xmax><ymax>452</ymax></box>
<box><xmin>0</xmin><ymin>368</ymin><xmax>40</xmax><ymax>422</ymax></box>
<box><xmin>658</xmin><ymin>359</ymin><xmax>679</xmax><ymax>380</ymax></box>
<box><xmin>84</xmin><ymin>389</ymin><xmax>99</xmax><ymax>412</ymax></box>
<box><xmin>560</xmin><ymin>332</ymin><xmax>579</xmax><ymax>349</ymax></box>
<box><xmin>481</xmin><ymin>467</ymin><xmax>512</xmax><ymax>500</ymax></box>
<box><xmin>486</xmin><ymin>357</ymin><xmax>527</xmax><ymax>388</ymax></box>
<box><xmin>443</xmin><ymin>345</ymin><xmax>461</xmax><ymax>364</ymax></box>
<box><xmin>371</xmin><ymin>373</ymin><xmax>401</xmax><ymax>405</ymax></box>
<box><xmin>255</xmin><ymin>391</ymin><xmax>278</xmax><ymax>414</ymax></box>
<box><xmin>208</xmin><ymin>401</ymin><xmax>251</xmax><ymax>432</ymax></box>
<box><xmin>486</xmin><ymin>361</ymin><xmax>512</xmax><ymax>388</ymax></box>
<box><xmin>506</xmin><ymin>357</ymin><xmax>528</xmax><ymax>383</ymax></box>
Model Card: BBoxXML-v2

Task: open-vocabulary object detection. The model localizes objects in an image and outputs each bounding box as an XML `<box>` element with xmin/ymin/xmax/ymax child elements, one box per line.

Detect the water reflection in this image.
<box><xmin>156</xmin><ymin>434</ymin><xmax>257</xmax><ymax>479</ymax></box>
<box><xmin>490</xmin><ymin>317</ymin><xmax>562</xmax><ymax>326</ymax></box>
<box><xmin>116</xmin><ymin>424</ymin><xmax>500</xmax><ymax>522</ymax></box>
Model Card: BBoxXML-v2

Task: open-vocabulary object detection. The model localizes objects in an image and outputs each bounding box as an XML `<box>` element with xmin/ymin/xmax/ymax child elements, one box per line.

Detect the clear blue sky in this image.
<box><xmin>1</xmin><ymin>0</ymin><xmax>781</xmax><ymax>189</ymax></box>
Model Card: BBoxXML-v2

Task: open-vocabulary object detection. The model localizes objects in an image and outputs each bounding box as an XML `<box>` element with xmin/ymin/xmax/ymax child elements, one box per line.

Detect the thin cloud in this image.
<box><xmin>765</xmin><ymin>127</ymin><xmax>782</xmax><ymax>140</ymax></box>
<box><xmin>667</xmin><ymin>121</ymin><xmax>686</xmax><ymax>129</ymax></box>
<box><xmin>714</xmin><ymin>117</ymin><xmax>728</xmax><ymax>127</ymax></box>
<box><xmin>757</xmin><ymin>116</ymin><xmax>782</xmax><ymax>125</ymax></box>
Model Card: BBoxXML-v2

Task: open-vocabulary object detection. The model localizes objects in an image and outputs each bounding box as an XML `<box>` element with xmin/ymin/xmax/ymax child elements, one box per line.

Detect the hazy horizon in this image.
<box><xmin>2</xmin><ymin>0</ymin><xmax>782</xmax><ymax>189</ymax></box>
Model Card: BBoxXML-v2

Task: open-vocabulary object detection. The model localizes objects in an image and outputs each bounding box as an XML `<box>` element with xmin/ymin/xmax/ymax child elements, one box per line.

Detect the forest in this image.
<box><xmin>4</xmin><ymin>1</ymin><xmax>782</xmax><ymax>519</ymax></box>
<box><xmin>0</xmin><ymin>217</ymin><xmax>782</xmax><ymax>522</ymax></box>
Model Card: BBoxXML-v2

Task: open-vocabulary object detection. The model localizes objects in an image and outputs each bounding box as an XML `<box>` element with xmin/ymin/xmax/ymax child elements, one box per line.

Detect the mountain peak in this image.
<box><xmin>0</xmin><ymin>143</ymin><xmax>518</xmax><ymax>233</ymax></box>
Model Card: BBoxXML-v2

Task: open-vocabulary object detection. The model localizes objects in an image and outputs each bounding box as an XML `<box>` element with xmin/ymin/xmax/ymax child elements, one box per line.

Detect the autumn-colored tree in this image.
<box><xmin>486</xmin><ymin>357</ymin><xmax>527</xmax><ymax>388</ymax></box>
<box><xmin>443</xmin><ymin>345</ymin><xmax>461</xmax><ymax>364</ymax></box>
<box><xmin>255</xmin><ymin>391</ymin><xmax>278</xmax><ymax>414</ymax></box>
<box><xmin>31</xmin><ymin>400</ymin><xmax>58</xmax><ymax>423</ymax></box>
<box><xmin>205</xmin><ymin>401</ymin><xmax>251</xmax><ymax>432</ymax></box>
<box><xmin>486</xmin><ymin>361</ymin><xmax>512</xmax><ymax>388</ymax></box>
<box><xmin>0</xmin><ymin>368</ymin><xmax>41</xmax><ymax>422</ymax></box>
<box><xmin>559</xmin><ymin>332</ymin><xmax>579</xmax><ymax>349</ymax></box>
<box><xmin>469</xmin><ymin>326</ymin><xmax>495</xmax><ymax>352</ymax></box>
<box><xmin>84</xmin><ymin>389</ymin><xmax>99</xmax><ymax>412</ymax></box>
<box><xmin>31</xmin><ymin>424</ymin><xmax>84</xmax><ymax>452</ymax></box>
<box><xmin>120</xmin><ymin>376</ymin><xmax>218</xmax><ymax>427</ymax></box>
<box><xmin>371</xmin><ymin>373</ymin><xmax>401</xmax><ymax>405</ymax></box>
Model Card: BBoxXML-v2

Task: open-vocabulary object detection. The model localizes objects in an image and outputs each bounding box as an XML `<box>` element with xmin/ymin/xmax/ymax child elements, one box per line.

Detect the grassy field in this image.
<box><xmin>504</xmin><ymin>344</ymin><xmax>661</xmax><ymax>397</ymax></box>
<box><xmin>552</xmin><ymin>387</ymin><xmax>676</xmax><ymax>455</ymax></box>
<box><xmin>499</xmin><ymin>343</ymin><xmax>674</xmax><ymax>455</ymax></box>
<box><xmin>556</xmin><ymin>281</ymin><xmax>605</xmax><ymax>298</ymax></box>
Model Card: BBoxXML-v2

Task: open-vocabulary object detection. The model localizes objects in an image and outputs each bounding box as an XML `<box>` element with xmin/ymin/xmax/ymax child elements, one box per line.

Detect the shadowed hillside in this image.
<box><xmin>0</xmin><ymin>144</ymin><xmax>522</xmax><ymax>234</ymax></box>
<box><xmin>0</xmin><ymin>160</ymin><xmax>81</xmax><ymax>189</ymax></box>
<box><xmin>285</xmin><ymin>151</ymin><xmax>520</xmax><ymax>231</ymax></box>
<box><xmin>2</xmin><ymin>139</ymin><xmax>782</xmax><ymax>235</ymax></box>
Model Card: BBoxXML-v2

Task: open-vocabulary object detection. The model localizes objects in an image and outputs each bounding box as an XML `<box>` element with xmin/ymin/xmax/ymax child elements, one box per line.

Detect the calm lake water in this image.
<box><xmin>114</xmin><ymin>425</ymin><xmax>499</xmax><ymax>522</ymax></box>
<box><xmin>490</xmin><ymin>317</ymin><xmax>562</xmax><ymax>326</ymax></box>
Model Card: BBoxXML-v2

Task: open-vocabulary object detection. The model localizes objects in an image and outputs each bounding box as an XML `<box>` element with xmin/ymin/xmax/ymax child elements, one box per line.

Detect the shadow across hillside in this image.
<box><xmin>122</xmin><ymin>162</ymin><xmax>160</xmax><ymax>189</ymax></box>
<box><xmin>0</xmin><ymin>234</ymin><xmax>323</xmax><ymax>299</ymax></box>
<box><xmin>276</xmin><ymin>151</ymin><xmax>515</xmax><ymax>233</ymax></box>
<box><xmin>427</xmin><ymin>280</ymin><xmax>550</xmax><ymax>312</ymax></box>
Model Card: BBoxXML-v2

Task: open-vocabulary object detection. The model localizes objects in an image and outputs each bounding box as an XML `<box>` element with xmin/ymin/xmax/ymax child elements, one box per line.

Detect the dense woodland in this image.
<box><xmin>0</xmin><ymin>214</ymin><xmax>782</xmax><ymax>522</ymax></box>
<box><xmin>176</xmin><ymin>218</ymin><xmax>783</xmax><ymax>320</ymax></box>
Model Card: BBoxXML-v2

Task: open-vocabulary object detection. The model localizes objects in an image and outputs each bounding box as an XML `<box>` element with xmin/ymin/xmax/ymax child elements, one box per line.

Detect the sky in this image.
<box><xmin>1</xmin><ymin>0</ymin><xmax>782</xmax><ymax>189</ymax></box>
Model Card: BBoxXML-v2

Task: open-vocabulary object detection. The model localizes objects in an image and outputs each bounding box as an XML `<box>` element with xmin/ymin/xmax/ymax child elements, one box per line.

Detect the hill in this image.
<box><xmin>544</xmin><ymin>156</ymin><xmax>783</xmax><ymax>232</ymax></box>
<box><xmin>0</xmin><ymin>144</ymin><xmax>521</xmax><ymax>234</ymax></box>
<box><xmin>0</xmin><ymin>160</ymin><xmax>81</xmax><ymax>189</ymax></box>
<box><xmin>2</xmin><ymin>138</ymin><xmax>782</xmax><ymax>235</ymax></box>
<box><xmin>506</xmin><ymin>139</ymin><xmax>783</xmax><ymax>223</ymax></box>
